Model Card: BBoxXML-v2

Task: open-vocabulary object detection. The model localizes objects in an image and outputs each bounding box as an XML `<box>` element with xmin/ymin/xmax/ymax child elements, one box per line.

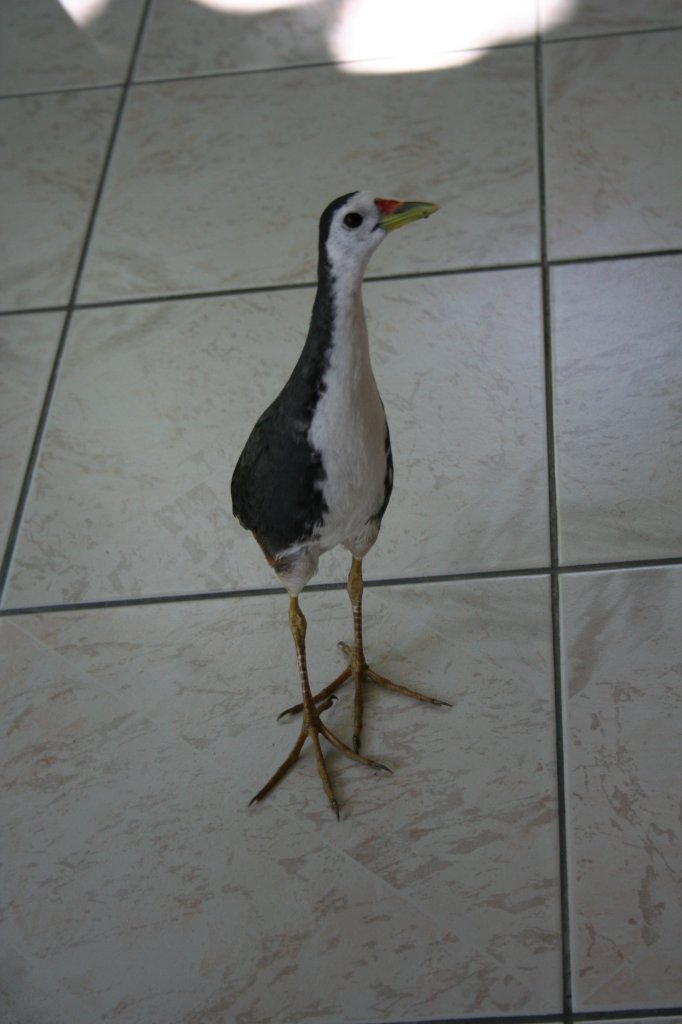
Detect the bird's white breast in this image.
<box><xmin>308</xmin><ymin>295</ymin><xmax>388</xmax><ymax>556</ymax></box>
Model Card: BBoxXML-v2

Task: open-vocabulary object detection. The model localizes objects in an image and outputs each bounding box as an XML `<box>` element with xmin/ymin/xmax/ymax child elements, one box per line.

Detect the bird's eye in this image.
<box><xmin>344</xmin><ymin>212</ymin><xmax>363</xmax><ymax>229</ymax></box>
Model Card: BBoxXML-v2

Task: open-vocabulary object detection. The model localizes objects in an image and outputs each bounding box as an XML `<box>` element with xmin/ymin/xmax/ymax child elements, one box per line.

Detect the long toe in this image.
<box><xmin>366</xmin><ymin>666</ymin><xmax>453</xmax><ymax>707</ymax></box>
<box><xmin>250</xmin><ymin>708</ymin><xmax>390</xmax><ymax>817</ymax></box>
<box><xmin>338</xmin><ymin>646</ymin><xmax>452</xmax><ymax>752</ymax></box>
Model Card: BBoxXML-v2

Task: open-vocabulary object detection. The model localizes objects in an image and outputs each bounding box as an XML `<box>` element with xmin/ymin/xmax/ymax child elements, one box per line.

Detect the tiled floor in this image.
<box><xmin>1</xmin><ymin>1</ymin><xmax>681</xmax><ymax>1022</ymax></box>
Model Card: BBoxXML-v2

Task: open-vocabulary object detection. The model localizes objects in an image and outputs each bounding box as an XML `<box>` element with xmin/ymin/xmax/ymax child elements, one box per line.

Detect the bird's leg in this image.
<box><xmin>276</xmin><ymin>600</ymin><xmax>352</xmax><ymax>720</ymax></box>
<box><xmin>249</xmin><ymin>595</ymin><xmax>390</xmax><ymax>818</ymax></box>
<box><xmin>344</xmin><ymin>555</ymin><xmax>368</xmax><ymax>751</ymax></box>
<box><xmin>340</xmin><ymin>557</ymin><xmax>452</xmax><ymax>752</ymax></box>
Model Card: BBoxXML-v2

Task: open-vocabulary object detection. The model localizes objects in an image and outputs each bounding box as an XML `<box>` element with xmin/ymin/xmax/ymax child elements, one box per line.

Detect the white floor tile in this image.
<box><xmin>551</xmin><ymin>255</ymin><xmax>682</xmax><ymax>565</ymax></box>
<box><xmin>544</xmin><ymin>31</ymin><xmax>682</xmax><ymax>259</ymax></box>
<box><xmin>0</xmin><ymin>90</ymin><xmax>119</xmax><ymax>311</ymax></box>
<box><xmin>561</xmin><ymin>567</ymin><xmax>682</xmax><ymax>1009</ymax></box>
<box><xmin>137</xmin><ymin>0</ymin><xmax>333</xmax><ymax>78</ymax></box>
<box><xmin>0</xmin><ymin>0</ymin><xmax>144</xmax><ymax>95</ymax></box>
<box><xmin>540</xmin><ymin>0</ymin><xmax>682</xmax><ymax>38</ymax></box>
<box><xmin>0</xmin><ymin>314</ymin><xmax>62</xmax><ymax>553</ymax></box>
<box><xmin>2</xmin><ymin>576</ymin><xmax>561</xmax><ymax>1022</ymax></box>
<box><xmin>80</xmin><ymin>50</ymin><xmax>539</xmax><ymax>302</ymax></box>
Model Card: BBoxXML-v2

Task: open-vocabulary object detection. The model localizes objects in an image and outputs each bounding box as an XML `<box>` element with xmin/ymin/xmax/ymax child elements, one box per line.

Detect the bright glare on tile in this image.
<box><xmin>137</xmin><ymin>0</ymin><xmax>541</xmax><ymax>77</ymax></box>
<box><xmin>0</xmin><ymin>0</ymin><xmax>144</xmax><ymax>94</ymax></box>
<box><xmin>136</xmin><ymin>0</ymin><xmax>332</xmax><ymax>77</ymax></box>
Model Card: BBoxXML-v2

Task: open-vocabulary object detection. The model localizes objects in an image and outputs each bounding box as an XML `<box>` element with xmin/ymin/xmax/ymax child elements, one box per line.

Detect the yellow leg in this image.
<box><xmin>341</xmin><ymin>557</ymin><xmax>452</xmax><ymax>752</ymax></box>
<box><xmin>249</xmin><ymin>596</ymin><xmax>391</xmax><ymax>818</ymax></box>
<box><xmin>276</xmin><ymin>591</ymin><xmax>352</xmax><ymax>719</ymax></box>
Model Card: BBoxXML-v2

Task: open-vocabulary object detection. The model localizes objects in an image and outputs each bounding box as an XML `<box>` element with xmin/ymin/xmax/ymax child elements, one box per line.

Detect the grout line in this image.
<box><xmin>571</xmin><ymin>1009</ymin><xmax>682</xmax><ymax>1021</ymax></box>
<box><xmin>0</xmin><ymin>304</ymin><xmax>70</xmax><ymax>319</ymax></box>
<box><xmin>0</xmin><ymin>0</ymin><xmax>155</xmax><ymax>602</ymax></box>
<box><xmin>368</xmin><ymin>1004</ymin><xmax>682</xmax><ymax>1024</ymax></box>
<box><xmin>0</xmin><ymin>318</ymin><xmax>71</xmax><ymax>600</ymax></box>
<box><xmin>129</xmin><ymin>39</ymin><xmax>535</xmax><ymax>89</ymax></box>
<box><xmin>366</xmin><ymin>262</ymin><xmax>539</xmax><ymax>283</ymax></box>
<box><xmin>3</xmin><ymin>248</ymin><xmax>681</xmax><ymax>320</ymax></box>
<box><xmin>2</xmin><ymin>264</ymin><xmax>540</xmax><ymax>318</ymax></box>
<box><xmin>0</xmin><ymin>40</ymin><xmax>537</xmax><ymax>105</ymax></box>
<box><xmin>0</xmin><ymin>81</ymin><xmax>126</xmax><ymax>102</ymax></box>
<box><xmin>542</xmin><ymin>22</ymin><xmax>682</xmax><ymax>46</ymax></box>
<box><xmin>3</xmin><ymin>21</ymin><xmax>680</xmax><ymax>102</ymax></box>
<box><xmin>548</xmin><ymin>247</ymin><xmax>682</xmax><ymax>267</ymax></box>
<box><xmin>2</xmin><ymin>558</ymin><xmax>682</xmax><ymax>618</ymax></box>
<box><xmin>535</xmin><ymin>36</ymin><xmax>573</xmax><ymax>1018</ymax></box>
<box><xmin>386</xmin><ymin>1017</ymin><xmax>563</xmax><ymax>1024</ymax></box>
<box><xmin>557</xmin><ymin>555</ymin><xmax>682</xmax><ymax>574</ymax></box>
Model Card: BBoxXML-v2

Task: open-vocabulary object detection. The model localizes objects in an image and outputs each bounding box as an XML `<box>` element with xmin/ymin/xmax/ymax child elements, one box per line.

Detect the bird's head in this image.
<box><xmin>318</xmin><ymin>191</ymin><xmax>439</xmax><ymax>283</ymax></box>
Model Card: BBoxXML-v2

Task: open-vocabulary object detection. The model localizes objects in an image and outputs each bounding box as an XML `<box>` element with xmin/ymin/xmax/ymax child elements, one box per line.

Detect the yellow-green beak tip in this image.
<box><xmin>375</xmin><ymin>198</ymin><xmax>440</xmax><ymax>232</ymax></box>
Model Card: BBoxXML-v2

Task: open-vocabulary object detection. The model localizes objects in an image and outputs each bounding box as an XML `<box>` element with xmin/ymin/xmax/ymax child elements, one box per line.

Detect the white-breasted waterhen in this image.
<box><xmin>231</xmin><ymin>191</ymin><xmax>449</xmax><ymax>817</ymax></box>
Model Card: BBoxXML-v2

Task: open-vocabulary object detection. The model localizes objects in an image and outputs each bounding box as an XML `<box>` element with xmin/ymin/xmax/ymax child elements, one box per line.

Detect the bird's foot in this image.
<box><xmin>336</xmin><ymin>642</ymin><xmax>452</xmax><ymax>753</ymax></box>
<box><xmin>277</xmin><ymin>644</ymin><xmax>451</xmax><ymax>753</ymax></box>
<box><xmin>249</xmin><ymin>698</ymin><xmax>391</xmax><ymax>819</ymax></box>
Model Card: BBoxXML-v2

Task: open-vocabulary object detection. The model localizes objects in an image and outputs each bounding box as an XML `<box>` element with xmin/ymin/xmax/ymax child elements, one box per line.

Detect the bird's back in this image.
<box><xmin>231</xmin><ymin>364</ymin><xmax>328</xmax><ymax>563</ymax></box>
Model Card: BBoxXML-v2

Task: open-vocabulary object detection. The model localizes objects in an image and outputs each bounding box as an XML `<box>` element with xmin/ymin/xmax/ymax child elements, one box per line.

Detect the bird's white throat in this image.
<box><xmin>307</xmin><ymin>273</ymin><xmax>388</xmax><ymax>558</ymax></box>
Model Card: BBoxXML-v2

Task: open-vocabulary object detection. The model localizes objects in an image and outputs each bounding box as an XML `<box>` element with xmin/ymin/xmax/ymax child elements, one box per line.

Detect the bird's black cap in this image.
<box><xmin>317</xmin><ymin>191</ymin><xmax>359</xmax><ymax>272</ymax></box>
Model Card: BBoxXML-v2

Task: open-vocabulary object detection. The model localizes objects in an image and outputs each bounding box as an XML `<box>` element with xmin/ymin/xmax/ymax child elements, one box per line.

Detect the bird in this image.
<box><xmin>231</xmin><ymin>191</ymin><xmax>449</xmax><ymax>817</ymax></box>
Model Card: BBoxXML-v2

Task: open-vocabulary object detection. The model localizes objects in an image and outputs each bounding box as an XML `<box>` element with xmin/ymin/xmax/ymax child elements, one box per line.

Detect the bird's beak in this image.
<box><xmin>375</xmin><ymin>197</ymin><xmax>439</xmax><ymax>232</ymax></box>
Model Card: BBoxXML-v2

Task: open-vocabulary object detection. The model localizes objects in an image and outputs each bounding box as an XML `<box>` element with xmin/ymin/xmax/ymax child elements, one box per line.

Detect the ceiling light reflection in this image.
<box><xmin>331</xmin><ymin>0</ymin><xmax>577</xmax><ymax>73</ymax></box>
<box><xmin>58</xmin><ymin>0</ymin><xmax>109</xmax><ymax>27</ymax></box>
<box><xmin>190</xmin><ymin>0</ymin><xmax>310</xmax><ymax>12</ymax></box>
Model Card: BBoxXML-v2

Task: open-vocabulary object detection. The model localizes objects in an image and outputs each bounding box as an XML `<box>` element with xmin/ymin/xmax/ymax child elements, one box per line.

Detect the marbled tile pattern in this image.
<box><xmin>80</xmin><ymin>49</ymin><xmax>539</xmax><ymax>302</ymax></box>
<box><xmin>540</xmin><ymin>0</ymin><xmax>682</xmax><ymax>37</ymax></box>
<box><xmin>552</xmin><ymin>255</ymin><xmax>682</xmax><ymax>565</ymax></box>
<box><xmin>2</xmin><ymin>1</ymin><xmax>682</xmax><ymax>1021</ymax></box>
<box><xmin>3</xmin><ymin>270</ymin><xmax>548</xmax><ymax>607</ymax></box>
<box><xmin>561</xmin><ymin>568</ymin><xmax>682</xmax><ymax>1009</ymax></box>
<box><xmin>2</xmin><ymin>578</ymin><xmax>561</xmax><ymax>1022</ymax></box>
<box><xmin>0</xmin><ymin>0</ymin><xmax>145</xmax><ymax>95</ymax></box>
<box><xmin>0</xmin><ymin>314</ymin><xmax>62</xmax><ymax>553</ymax></box>
<box><xmin>137</xmin><ymin>0</ymin><xmax>335</xmax><ymax>78</ymax></box>
<box><xmin>544</xmin><ymin>30</ymin><xmax>682</xmax><ymax>259</ymax></box>
<box><xmin>0</xmin><ymin>89</ymin><xmax>119</xmax><ymax>311</ymax></box>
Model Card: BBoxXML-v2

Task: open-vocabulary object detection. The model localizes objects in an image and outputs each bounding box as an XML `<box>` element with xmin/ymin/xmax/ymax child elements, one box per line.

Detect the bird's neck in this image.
<box><xmin>324</xmin><ymin>264</ymin><xmax>373</xmax><ymax>387</ymax></box>
<box><xmin>289</xmin><ymin>254</ymin><xmax>375</xmax><ymax>419</ymax></box>
<box><xmin>318</xmin><ymin>250</ymin><xmax>372</xmax><ymax>359</ymax></box>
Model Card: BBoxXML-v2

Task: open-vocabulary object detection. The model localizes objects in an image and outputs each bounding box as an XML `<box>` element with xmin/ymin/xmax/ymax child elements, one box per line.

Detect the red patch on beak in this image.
<box><xmin>374</xmin><ymin>198</ymin><xmax>402</xmax><ymax>217</ymax></box>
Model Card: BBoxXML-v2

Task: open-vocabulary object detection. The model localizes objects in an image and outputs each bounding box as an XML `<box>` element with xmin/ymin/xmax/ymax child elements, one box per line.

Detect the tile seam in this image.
<box><xmin>3</xmin><ymin>559</ymin><xmax>682</xmax><ymax>618</ymax></box>
<box><xmin>0</xmin><ymin>0</ymin><xmax>156</xmax><ymax>601</ymax></box>
<box><xmin>535</xmin><ymin>35</ymin><xmax>573</xmax><ymax>1017</ymax></box>
<box><xmin>4</xmin><ymin>249</ymin><xmax>681</xmax><ymax>319</ymax></box>
<box><xmin>3</xmin><ymin>22</ymin><xmax>681</xmax><ymax>102</ymax></box>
